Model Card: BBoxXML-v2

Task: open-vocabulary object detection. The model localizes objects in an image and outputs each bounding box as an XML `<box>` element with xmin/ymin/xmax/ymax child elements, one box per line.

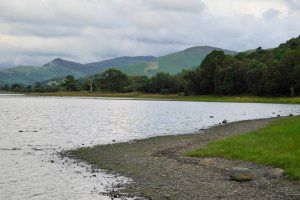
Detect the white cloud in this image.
<box><xmin>202</xmin><ymin>0</ymin><xmax>287</xmax><ymax>17</ymax></box>
<box><xmin>0</xmin><ymin>0</ymin><xmax>299</xmax><ymax>67</ymax></box>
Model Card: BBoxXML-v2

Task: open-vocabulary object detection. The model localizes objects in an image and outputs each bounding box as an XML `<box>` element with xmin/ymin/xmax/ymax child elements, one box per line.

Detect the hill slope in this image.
<box><xmin>0</xmin><ymin>65</ymin><xmax>83</xmax><ymax>85</ymax></box>
<box><xmin>0</xmin><ymin>56</ymin><xmax>157</xmax><ymax>85</ymax></box>
<box><xmin>85</xmin><ymin>56</ymin><xmax>156</xmax><ymax>73</ymax></box>
<box><xmin>0</xmin><ymin>46</ymin><xmax>235</xmax><ymax>85</ymax></box>
<box><xmin>117</xmin><ymin>46</ymin><xmax>236</xmax><ymax>76</ymax></box>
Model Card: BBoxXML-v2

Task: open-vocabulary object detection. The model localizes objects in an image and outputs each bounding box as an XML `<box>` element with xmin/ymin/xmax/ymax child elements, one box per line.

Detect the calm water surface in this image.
<box><xmin>1</xmin><ymin>95</ymin><xmax>299</xmax><ymax>200</ymax></box>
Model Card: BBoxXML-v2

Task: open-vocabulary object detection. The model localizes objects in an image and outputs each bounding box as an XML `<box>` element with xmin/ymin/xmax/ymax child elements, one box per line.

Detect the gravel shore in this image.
<box><xmin>67</xmin><ymin>118</ymin><xmax>300</xmax><ymax>200</ymax></box>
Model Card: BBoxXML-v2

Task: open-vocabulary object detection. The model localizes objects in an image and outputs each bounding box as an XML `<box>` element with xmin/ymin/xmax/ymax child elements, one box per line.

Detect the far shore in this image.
<box><xmin>27</xmin><ymin>91</ymin><xmax>300</xmax><ymax>104</ymax></box>
<box><xmin>65</xmin><ymin>117</ymin><xmax>300</xmax><ymax>199</ymax></box>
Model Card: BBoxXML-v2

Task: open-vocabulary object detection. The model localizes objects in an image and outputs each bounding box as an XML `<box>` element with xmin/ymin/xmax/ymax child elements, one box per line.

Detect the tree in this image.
<box><xmin>246</xmin><ymin>63</ymin><xmax>266</xmax><ymax>95</ymax></box>
<box><xmin>197</xmin><ymin>50</ymin><xmax>226</xmax><ymax>94</ymax></box>
<box><xmin>97</xmin><ymin>69</ymin><xmax>129</xmax><ymax>92</ymax></box>
<box><xmin>276</xmin><ymin>50</ymin><xmax>300</xmax><ymax>95</ymax></box>
<box><xmin>26</xmin><ymin>85</ymin><xmax>32</xmax><ymax>92</ymax></box>
<box><xmin>11</xmin><ymin>83</ymin><xmax>22</xmax><ymax>92</ymax></box>
<box><xmin>2</xmin><ymin>84</ymin><xmax>9</xmax><ymax>91</ymax></box>
<box><xmin>62</xmin><ymin>75</ymin><xmax>79</xmax><ymax>92</ymax></box>
<box><xmin>82</xmin><ymin>79</ymin><xmax>94</xmax><ymax>92</ymax></box>
<box><xmin>148</xmin><ymin>73</ymin><xmax>173</xmax><ymax>93</ymax></box>
<box><xmin>34</xmin><ymin>82</ymin><xmax>43</xmax><ymax>92</ymax></box>
<box><xmin>128</xmin><ymin>76</ymin><xmax>150</xmax><ymax>92</ymax></box>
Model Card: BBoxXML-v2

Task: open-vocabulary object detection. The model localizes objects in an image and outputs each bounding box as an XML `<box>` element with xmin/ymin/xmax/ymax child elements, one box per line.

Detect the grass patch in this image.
<box><xmin>28</xmin><ymin>92</ymin><xmax>300</xmax><ymax>104</ymax></box>
<box><xmin>186</xmin><ymin>116</ymin><xmax>300</xmax><ymax>181</ymax></box>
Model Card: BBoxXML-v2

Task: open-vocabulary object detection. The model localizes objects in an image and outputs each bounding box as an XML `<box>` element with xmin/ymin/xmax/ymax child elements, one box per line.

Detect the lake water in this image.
<box><xmin>1</xmin><ymin>95</ymin><xmax>299</xmax><ymax>200</ymax></box>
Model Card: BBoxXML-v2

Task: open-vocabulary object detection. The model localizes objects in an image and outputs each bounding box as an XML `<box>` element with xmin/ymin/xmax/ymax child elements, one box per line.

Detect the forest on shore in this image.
<box><xmin>3</xmin><ymin>35</ymin><xmax>300</xmax><ymax>97</ymax></box>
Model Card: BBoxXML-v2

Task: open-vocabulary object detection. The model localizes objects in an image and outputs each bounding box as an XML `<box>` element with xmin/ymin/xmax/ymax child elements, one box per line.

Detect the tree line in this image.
<box><xmin>2</xmin><ymin>35</ymin><xmax>300</xmax><ymax>96</ymax></box>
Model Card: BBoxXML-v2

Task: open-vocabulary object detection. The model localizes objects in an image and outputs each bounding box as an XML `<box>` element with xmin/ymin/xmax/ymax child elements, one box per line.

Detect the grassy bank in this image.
<box><xmin>186</xmin><ymin>116</ymin><xmax>300</xmax><ymax>181</ymax></box>
<box><xmin>28</xmin><ymin>92</ymin><xmax>300</xmax><ymax>104</ymax></box>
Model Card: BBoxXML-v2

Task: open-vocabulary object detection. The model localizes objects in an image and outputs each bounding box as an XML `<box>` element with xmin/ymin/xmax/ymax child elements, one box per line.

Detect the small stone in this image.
<box><xmin>222</xmin><ymin>119</ymin><xmax>228</xmax><ymax>124</ymax></box>
<box><xmin>163</xmin><ymin>194</ymin><xmax>171</xmax><ymax>200</ymax></box>
<box><xmin>50</xmin><ymin>160</ymin><xmax>55</xmax><ymax>163</ymax></box>
<box><xmin>127</xmin><ymin>140</ymin><xmax>136</xmax><ymax>144</ymax></box>
<box><xmin>265</xmin><ymin>168</ymin><xmax>284</xmax><ymax>178</ymax></box>
<box><xmin>229</xmin><ymin>167</ymin><xmax>254</xmax><ymax>182</ymax></box>
<box><xmin>200</xmin><ymin>158</ymin><xmax>215</xmax><ymax>166</ymax></box>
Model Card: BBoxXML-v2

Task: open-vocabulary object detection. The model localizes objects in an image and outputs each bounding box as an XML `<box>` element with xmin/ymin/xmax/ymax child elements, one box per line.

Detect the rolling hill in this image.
<box><xmin>117</xmin><ymin>46</ymin><xmax>236</xmax><ymax>76</ymax></box>
<box><xmin>0</xmin><ymin>65</ymin><xmax>83</xmax><ymax>85</ymax></box>
<box><xmin>0</xmin><ymin>56</ymin><xmax>157</xmax><ymax>85</ymax></box>
<box><xmin>0</xmin><ymin>46</ymin><xmax>236</xmax><ymax>85</ymax></box>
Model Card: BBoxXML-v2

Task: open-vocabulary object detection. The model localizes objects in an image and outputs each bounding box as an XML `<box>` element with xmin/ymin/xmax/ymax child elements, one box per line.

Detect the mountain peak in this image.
<box><xmin>52</xmin><ymin>58</ymin><xmax>64</xmax><ymax>62</ymax></box>
<box><xmin>183</xmin><ymin>46</ymin><xmax>236</xmax><ymax>54</ymax></box>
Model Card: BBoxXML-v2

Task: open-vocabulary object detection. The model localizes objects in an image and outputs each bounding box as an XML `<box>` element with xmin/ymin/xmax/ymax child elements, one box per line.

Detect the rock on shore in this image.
<box><xmin>229</xmin><ymin>167</ymin><xmax>254</xmax><ymax>181</ymax></box>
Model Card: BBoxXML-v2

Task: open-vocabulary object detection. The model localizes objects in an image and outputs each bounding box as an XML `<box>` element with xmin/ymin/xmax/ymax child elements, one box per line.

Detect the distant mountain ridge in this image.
<box><xmin>0</xmin><ymin>46</ymin><xmax>236</xmax><ymax>85</ymax></box>
<box><xmin>119</xmin><ymin>46</ymin><xmax>236</xmax><ymax>76</ymax></box>
<box><xmin>42</xmin><ymin>56</ymin><xmax>157</xmax><ymax>74</ymax></box>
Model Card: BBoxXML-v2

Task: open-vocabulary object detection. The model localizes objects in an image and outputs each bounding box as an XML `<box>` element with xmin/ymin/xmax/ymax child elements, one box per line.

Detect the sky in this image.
<box><xmin>0</xmin><ymin>0</ymin><xmax>299</xmax><ymax>67</ymax></box>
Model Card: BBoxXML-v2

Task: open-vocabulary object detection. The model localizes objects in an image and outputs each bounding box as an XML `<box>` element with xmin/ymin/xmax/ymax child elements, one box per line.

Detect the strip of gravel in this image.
<box><xmin>66</xmin><ymin>118</ymin><xmax>300</xmax><ymax>200</ymax></box>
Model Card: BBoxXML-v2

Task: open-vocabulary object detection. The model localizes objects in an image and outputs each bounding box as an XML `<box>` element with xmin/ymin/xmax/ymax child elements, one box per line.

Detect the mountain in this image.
<box><xmin>0</xmin><ymin>46</ymin><xmax>236</xmax><ymax>85</ymax></box>
<box><xmin>85</xmin><ymin>56</ymin><xmax>156</xmax><ymax>73</ymax></box>
<box><xmin>0</xmin><ymin>63</ymin><xmax>14</xmax><ymax>69</ymax></box>
<box><xmin>0</xmin><ymin>56</ymin><xmax>157</xmax><ymax>85</ymax></box>
<box><xmin>42</xmin><ymin>58</ymin><xmax>86</xmax><ymax>73</ymax></box>
<box><xmin>0</xmin><ymin>65</ymin><xmax>83</xmax><ymax>85</ymax></box>
<box><xmin>117</xmin><ymin>46</ymin><xmax>236</xmax><ymax>76</ymax></box>
<box><xmin>42</xmin><ymin>56</ymin><xmax>157</xmax><ymax>75</ymax></box>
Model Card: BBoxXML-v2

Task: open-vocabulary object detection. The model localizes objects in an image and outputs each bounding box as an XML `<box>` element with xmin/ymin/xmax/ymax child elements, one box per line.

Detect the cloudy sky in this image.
<box><xmin>0</xmin><ymin>0</ymin><xmax>299</xmax><ymax>67</ymax></box>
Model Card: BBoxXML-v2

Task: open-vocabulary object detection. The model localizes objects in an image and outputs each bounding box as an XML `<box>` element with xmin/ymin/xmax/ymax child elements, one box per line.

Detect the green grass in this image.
<box><xmin>186</xmin><ymin>116</ymin><xmax>300</xmax><ymax>181</ymax></box>
<box><xmin>27</xmin><ymin>92</ymin><xmax>300</xmax><ymax>104</ymax></box>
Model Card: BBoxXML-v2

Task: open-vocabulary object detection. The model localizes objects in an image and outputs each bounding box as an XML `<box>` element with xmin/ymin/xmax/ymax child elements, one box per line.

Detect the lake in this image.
<box><xmin>1</xmin><ymin>95</ymin><xmax>299</xmax><ymax>200</ymax></box>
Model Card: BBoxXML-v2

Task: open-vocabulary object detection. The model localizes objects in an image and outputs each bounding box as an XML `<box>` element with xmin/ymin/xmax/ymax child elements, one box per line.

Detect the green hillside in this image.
<box><xmin>0</xmin><ymin>65</ymin><xmax>82</xmax><ymax>85</ymax></box>
<box><xmin>117</xmin><ymin>62</ymin><xmax>150</xmax><ymax>76</ymax></box>
<box><xmin>0</xmin><ymin>57</ymin><xmax>156</xmax><ymax>85</ymax></box>
<box><xmin>117</xmin><ymin>46</ymin><xmax>236</xmax><ymax>76</ymax></box>
<box><xmin>0</xmin><ymin>46</ymin><xmax>235</xmax><ymax>85</ymax></box>
<box><xmin>158</xmin><ymin>46</ymin><xmax>236</xmax><ymax>74</ymax></box>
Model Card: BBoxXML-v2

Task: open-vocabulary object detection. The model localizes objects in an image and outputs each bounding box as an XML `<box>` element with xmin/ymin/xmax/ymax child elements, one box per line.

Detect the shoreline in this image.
<box><xmin>27</xmin><ymin>92</ymin><xmax>300</xmax><ymax>104</ymax></box>
<box><xmin>65</xmin><ymin>117</ymin><xmax>300</xmax><ymax>199</ymax></box>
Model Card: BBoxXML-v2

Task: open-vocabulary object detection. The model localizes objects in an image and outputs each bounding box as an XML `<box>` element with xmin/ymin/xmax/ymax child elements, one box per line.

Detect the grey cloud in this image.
<box><xmin>263</xmin><ymin>8</ymin><xmax>281</xmax><ymax>18</ymax></box>
<box><xmin>0</xmin><ymin>0</ymin><xmax>124</xmax><ymax>28</ymax></box>
<box><xmin>0</xmin><ymin>0</ymin><xmax>299</xmax><ymax>67</ymax></box>
<box><xmin>284</xmin><ymin>0</ymin><xmax>300</xmax><ymax>10</ymax></box>
<box><xmin>142</xmin><ymin>0</ymin><xmax>206</xmax><ymax>13</ymax></box>
<box><xmin>0</xmin><ymin>21</ymin><xmax>82</xmax><ymax>37</ymax></box>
